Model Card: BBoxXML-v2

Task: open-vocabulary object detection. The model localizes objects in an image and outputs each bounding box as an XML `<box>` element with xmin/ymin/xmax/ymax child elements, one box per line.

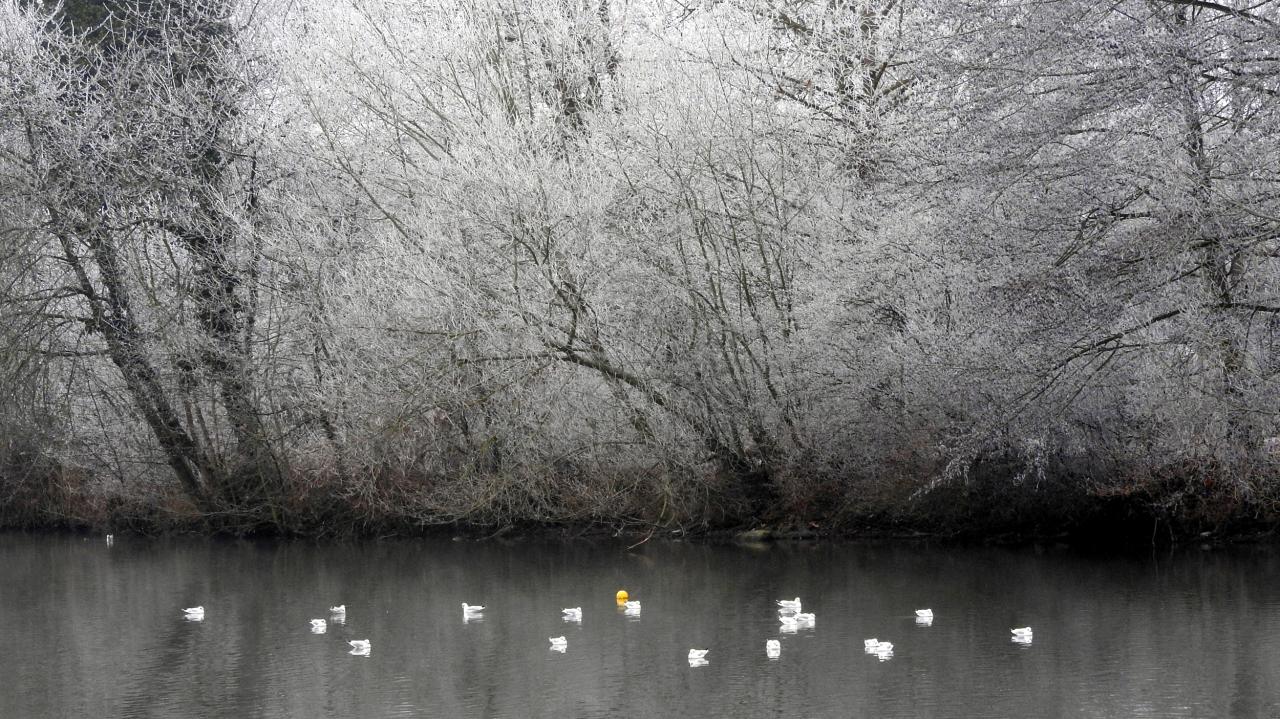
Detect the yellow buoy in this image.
<box><xmin>616</xmin><ymin>589</ymin><xmax>629</xmax><ymax>605</ymax></box>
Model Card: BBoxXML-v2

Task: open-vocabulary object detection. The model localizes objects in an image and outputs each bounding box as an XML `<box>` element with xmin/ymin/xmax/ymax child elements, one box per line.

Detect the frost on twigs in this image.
<box><xmin>0</xmin><ymin>0</ymin><xmax>1277</xmax><ymax>532</ymax></box>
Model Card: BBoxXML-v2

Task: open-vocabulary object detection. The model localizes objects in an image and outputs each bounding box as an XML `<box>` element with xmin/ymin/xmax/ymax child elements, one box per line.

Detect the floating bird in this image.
<box><xmin>779</xmin><ymin>615</ymin><xmax>799</xmax><ymax>627</ymax></box>
<box><xmin>795</xmin><ymin>612</ymin><xmax>816</xmax><ymax>625</ymax></box>
<box><xmin>688</xmin><ymin>649</ymin><xmax>709</xmax><ymax>660</ymax></box>
<box><xmin>623</xmin><ymin>600</ymin><xmax>641</xmax><ymax>611</ymax></box>
<box><xmin>462</xmin><ymin>603</ymin><xmax>485</xmax><ymax>619</ymax></box>
<box><xmin>562</xmin><ymin>607</ymin><xmax>582</xmax><ymax>621</ymax></box>
<box><xmin>549</xmin><ymin>636</ymin><xmax>567</xmax><ymax>648</ymax></box>
<box><xmin>105</xmin><ymin>534</ymin><xmax>114</xmax><ymax>547</ymax></box>
<box><xmin>766</xmin><ymin>639</ymin><xmax>781</xmax><ymax>658</ymax></box>
<box><xmin>916</xmin><ymin>609</ymin><xmax>933</xmax><ymax>619</ymax></box>
<box><xmin>330</xmin><ymin>605</ymin><xmax>346</xmax><ymax>615</ymax></box>
<box><xmin>349</xmin><ymin>639</ymin><xmax>371</xmax><ymax>656</ymax></box>
<box><xmin>310</xmin><ymin>619</ymin><xmax>327</xmax><ymax>633</ymax></box>
<box><xmin>864</xmin><ymin>638</ymin><xmax>879</xmax><ymax>651</ymax></box>
<box><xmin>1011</xmin><ymin>627</ymin><xmax>1033</xmax><ymax>638</ymax></box>
<box><xmin>874</xmin><ymin>642</ymin><xmax>894</xmax><ymax>661</ymax></box>
<box><xmin>776</xmin><ymin>598</ymin><xmax>802</xmax><ymax>611</ymax></box>
<box><xmin>183</xmin><ymin>606</ymin><xmax>204</xmax><ymax>620</ymax></box>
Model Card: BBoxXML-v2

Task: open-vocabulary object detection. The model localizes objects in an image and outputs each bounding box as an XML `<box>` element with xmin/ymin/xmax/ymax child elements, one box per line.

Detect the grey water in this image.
<box><xmin>2</xmin><ymin>534</ymin><xmax>1279</xmax><ymax>718</ymax></box>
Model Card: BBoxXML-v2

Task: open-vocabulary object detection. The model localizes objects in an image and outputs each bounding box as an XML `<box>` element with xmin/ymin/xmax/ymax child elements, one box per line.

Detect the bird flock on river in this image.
<box><xmin>178</xmin><ymin>592</ymin><xmax>1034</xmax><ymax>663</ymax></box>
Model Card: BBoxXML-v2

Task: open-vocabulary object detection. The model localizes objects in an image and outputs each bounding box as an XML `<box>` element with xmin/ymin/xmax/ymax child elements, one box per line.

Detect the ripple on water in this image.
<box><xmin>1</xmin><ymin>536</ymin><xmax>1279</xmax><ymax>718</ymax></box>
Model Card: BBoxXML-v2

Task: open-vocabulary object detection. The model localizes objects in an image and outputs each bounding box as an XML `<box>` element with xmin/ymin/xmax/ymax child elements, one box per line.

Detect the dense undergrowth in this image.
<box><xmin>4</xmin><ymin>448</ymin><xmax>1277</xmax><ymax>545</ymax></box>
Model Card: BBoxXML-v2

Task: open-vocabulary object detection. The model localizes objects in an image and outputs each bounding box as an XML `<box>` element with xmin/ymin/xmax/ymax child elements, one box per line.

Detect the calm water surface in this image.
<box><xmin>2</xmin><ymin>533</ymin><xmax>1279</xmax><ymax>718</ymax></box>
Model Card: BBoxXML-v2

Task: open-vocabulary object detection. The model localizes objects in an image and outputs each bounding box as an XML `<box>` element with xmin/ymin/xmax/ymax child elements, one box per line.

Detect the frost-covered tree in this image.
<box><xmin>891</xmin><ymin>0</ymin><xmax>1280</xmax><ymax>490</ymax></box>
<box><xmin>0</xmin><ymin>0</ymin><xmax>300</xmax><ymax>515</ymax></box>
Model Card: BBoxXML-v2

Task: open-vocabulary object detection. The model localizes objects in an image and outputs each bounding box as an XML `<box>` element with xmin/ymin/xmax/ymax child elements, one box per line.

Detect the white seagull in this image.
<box><xmin>562</xmin><ymin>607</ymin><xmax>582</xmax><ymax>621</ymax></box>
<box><xmin>310</xmin><ymin>619</ymin><xmax>327</xmax><ymax>633</ymax></box>
<box><xmin>330</xmin><ymin>605</ymin><xmax>346</xmax><ymax>615</ymax></box>
<box><xmin>688</xmin><ymin>649</ymin><xmax>709</xmax><ymax>660</ymax></box>
<box><xmin>349</xmin><ymin>639</ymin><xmax>371</xmax><ymax>655</ymax></box>
<box><xmin>1011</xmin><ymin>627</ymin><xmax>1033</xmax><ymax>638</ymax></box>
<box><xmin>183</xmin><ymin>606</ymin><xmax>204</xmax><ymax>620</ymax></box>
<box><xmin>623</xmin><ymin>600</ymin><xmax>641</xmax><ymax>612</ymax></box>
<box><xmin>462</xmin><ymin>603</ymin><xmax>485</xmax><ymax>619</ymax></box>
<box><xmin>916</xmin><ymin>609</ymin><xmax>933</xmax><ymax>619</ymax></box>
<box><xmin>549</xmin><ymin>636</ymin><xmax>568</xmax><ymax>648</ymax></box>
<box><xmin>766</xmin><ymin>639</ymin><xmax>781</xmax><ymax>658</ymax></box>
<box><xmin>864</xmin><ymin>638</ymin><xmax>879</xmax><ymax>651</ymax></box>
<box><xmin>776</xmin><ymin>598</ymin><xmax>802</xmax><ymax>611</ymax></box>
<box><xmin>795</xmin><ymin>612</ymin><xmax>816</xmax><ymax>625</ymax></box>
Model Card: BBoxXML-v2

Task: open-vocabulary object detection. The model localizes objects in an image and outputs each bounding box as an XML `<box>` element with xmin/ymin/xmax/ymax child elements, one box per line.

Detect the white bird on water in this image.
<box><xmin>688</xmin><ymin>649</ymin><xmax>709</xmax><ymax>660</ymax></box>
<box><xmin>916</xmin><ymin>609</ymin><xmax>933</xmax><ymax>619</ymax></box>
<box><xmin>766</xmin><ymin>639</ymin><xmax>781</xmax><ymax>658</ymax></box>
<box><xmin>623</xmin><ymin>600</ymin><xmax>641</xmax><ymax>612</ymax></box>
<box><xmin>1011</xmin><ymin>627</ymin><xmax>1033</xmax><ymax>644</ymax></box>
<box><xmin>873</xmin><ymin>641</ymin><xmax>894</xmax><ymax>660</ymax></box>
<box><xmin>776</xmin><ymin>598</ymin><xmax>802</xmax><ymax>611</ymax></box>
<box><xmin>183</xmin><ymin>606</ymin><xmax>204</xmax><ymax>621</ymax></box>
<box><xmin>864</xmin><ymin>638</ymin><xmax>879</xmax><ymax>651</ymax></box>
<box><xmin>549</xmin><ymin>636</ymin><xmax>568</xmax><ymax>649</ymax></box>
<box><xmin>310</xmin><ymin>619</ymin><xmax>327</xmax><ymax>633</ymax></box>
<box><xmin>330</xmin><ymin>605</ymin><xmax>346</xmax><ymax>615</ymax></box>
<box><xmin>349</xmin><ymin>639</ymin><xmax>371</xmax><ymax>656</ymax></box>
<box><xmin>562</xmin><ymin>607</ymin><xmax>582</xmax><ymax>621</ymax></box>
<box><xmin>462</xmin><ymin>603</ymin><xmax>485</xmax><ymax>620</ymax></box>
<box><xmin>795</xmin><ymin>612</ymin><xmax>816</xmax><ymax>625</ymax></box>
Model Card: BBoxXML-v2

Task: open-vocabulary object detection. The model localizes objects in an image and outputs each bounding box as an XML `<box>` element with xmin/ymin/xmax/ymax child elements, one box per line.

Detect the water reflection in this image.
<box><xmin>0</xmin><ymin>534</ymin><xmax>1279</xmax><ymax>718</ymax></box>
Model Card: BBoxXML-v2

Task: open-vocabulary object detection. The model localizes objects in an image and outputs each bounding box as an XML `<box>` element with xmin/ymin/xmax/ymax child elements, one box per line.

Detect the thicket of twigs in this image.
<box><xmin>2</xmin><ymin>0</ymin><xmax>1279</xmax><ymax>539</ymax></box>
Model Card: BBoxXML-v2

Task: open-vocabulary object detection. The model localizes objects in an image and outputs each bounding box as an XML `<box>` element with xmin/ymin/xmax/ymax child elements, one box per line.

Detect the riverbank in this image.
<box><xmin>3</xmin><ymin>458</ymin><xmax>1277</xmax><ymax>548</ymax></box>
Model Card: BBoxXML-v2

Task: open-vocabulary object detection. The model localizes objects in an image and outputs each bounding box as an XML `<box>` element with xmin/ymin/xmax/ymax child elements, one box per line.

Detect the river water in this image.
<box><xmin>1</xmin><ymin>533</ymin><xmax>1277</xmax><ymax>718</ymax></box>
